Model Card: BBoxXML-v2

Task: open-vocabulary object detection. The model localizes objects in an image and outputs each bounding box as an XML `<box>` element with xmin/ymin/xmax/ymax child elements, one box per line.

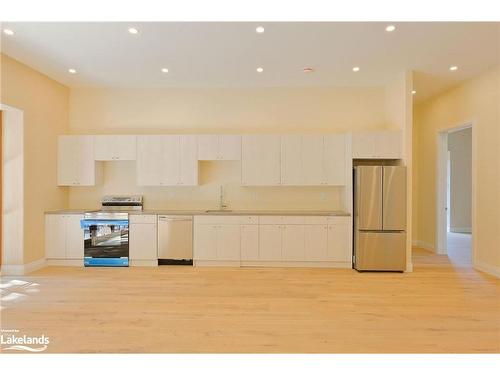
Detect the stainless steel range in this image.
<box><xmin>81</xmin><ymin>195</ymin><xmax>143</xmax><ymax>267</ymax></box>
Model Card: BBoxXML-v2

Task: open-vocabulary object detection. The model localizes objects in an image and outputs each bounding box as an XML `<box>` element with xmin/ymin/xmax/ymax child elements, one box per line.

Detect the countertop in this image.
<box><xmin>45</xmin><ymin>209</ymin><xmax>351</xmax><ymax>217</ymax></box>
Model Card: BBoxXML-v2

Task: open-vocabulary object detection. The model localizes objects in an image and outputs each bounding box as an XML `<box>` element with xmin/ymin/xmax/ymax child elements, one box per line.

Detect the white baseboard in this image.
<box><xmin>474</xmin><ymin>261</ymin><xmax>500</xmax><ymax>278</ymax></box>
<box><xmin>450</xmin><ymin>227</ymin><xmax>472</xmax><ymax>234</ymax></box>
<box><xmin>412</xmin><ymin>240</ymin><xmax>435</xmax><ymax>252</ymax></box>
<box><xmin>0</xmin><ymin>258</ymin><xmax>46</xmax><ymax>275</ymax></box>
<box><xmin>130</xmin><ymin>260</ymin><xmax>158</xmax><ymax>267</ymax></box>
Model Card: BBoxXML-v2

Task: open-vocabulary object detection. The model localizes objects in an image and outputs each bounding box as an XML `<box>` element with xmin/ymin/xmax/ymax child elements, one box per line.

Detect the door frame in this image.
<box><xmin>436</xmin><ymin>122</ymin><xmax>476</xmax><ymax>263</ymax></box>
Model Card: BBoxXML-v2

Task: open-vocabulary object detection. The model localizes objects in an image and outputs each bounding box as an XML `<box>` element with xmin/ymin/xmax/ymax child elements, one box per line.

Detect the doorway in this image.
<box><xmin>437</xmin><ymin>124</ymin><xmax>475</xmax><ymax>266</ymax></box>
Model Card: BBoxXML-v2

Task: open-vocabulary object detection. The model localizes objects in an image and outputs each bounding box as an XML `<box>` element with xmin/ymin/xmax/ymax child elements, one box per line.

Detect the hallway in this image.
<box><xmin>447</xmin><ymin>232</ymin><xmax>472</xmax><ymax>266</ymax></box>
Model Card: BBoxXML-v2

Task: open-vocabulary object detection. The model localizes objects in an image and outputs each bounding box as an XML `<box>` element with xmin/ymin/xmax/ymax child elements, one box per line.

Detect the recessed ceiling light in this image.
<box><xmin>128</xmin><ymin>27</ymin><xmax>139</xmax><ymax>35</ymax></box>
<box><xmin>449</xmin><ymin>65</ymin><xmax>458</xmax><ymax>71</ymax></box>
<box><xmin>3</xmin><ymin>29</ymin><xmax>14</xmax><ymax>36</ymax></box>
<box><xmin>256</xmin><ymin>67</ymin><xmax>264</xmax><ymax>73</ymax></box>
<box><xmin>412</xmin><ymin>90</ymin><xmax>417</xmax><ymax>95</ymax></box>
<box><xmin>385</xmin><ymin>25</ymin><xmax>396</xmax><ymax>32</ymax></box>
<box><xmin>68</xmin><ymin>68</ymin><xmax>77</xmax><ymax>74</ymax></box>
<box><xmin>303</xmin><ymin>67</ymin><xmax>314</xmax><ymax>73</ymax></box>
<box><xmin>161</xmin><ymin>68</ymin><xmax>169</xmax><ymax>73</ymax></box>
<box><xmin>352</xmin><ymin>66</ymin><xmax>360</xmax><ymax>72</ymax></box>
<box><xmin>256</xmin><ymin>26</ymin><xmax>265</xmax><ymax>34</ymax></box>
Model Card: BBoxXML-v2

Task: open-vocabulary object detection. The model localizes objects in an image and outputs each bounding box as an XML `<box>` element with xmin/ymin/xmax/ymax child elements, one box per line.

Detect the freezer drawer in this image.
<box><xmin>355</xmin><ymin>231</ymin><xmax>406</xmax><ymax>271</ymax></box>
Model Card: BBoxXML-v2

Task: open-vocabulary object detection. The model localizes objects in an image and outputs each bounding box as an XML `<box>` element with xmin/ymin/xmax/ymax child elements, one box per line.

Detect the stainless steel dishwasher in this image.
<box><xmin>157</xmin><ymin>215</ymin><xmax>193</xmax><ymax>265</ymax></box>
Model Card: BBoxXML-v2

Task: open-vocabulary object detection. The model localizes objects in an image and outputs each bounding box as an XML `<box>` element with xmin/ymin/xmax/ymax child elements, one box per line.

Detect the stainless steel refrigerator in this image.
<box><xmin>353</xmin><ymin>166</ymin><xmax>407</xmax><ymax>271</ymax></box>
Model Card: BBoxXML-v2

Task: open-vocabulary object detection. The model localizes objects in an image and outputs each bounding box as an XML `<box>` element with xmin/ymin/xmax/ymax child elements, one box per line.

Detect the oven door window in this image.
<box><xmin>83</xmin><ymin>222</ymin><xmax>129</xmax><ymax>259</ymax></box>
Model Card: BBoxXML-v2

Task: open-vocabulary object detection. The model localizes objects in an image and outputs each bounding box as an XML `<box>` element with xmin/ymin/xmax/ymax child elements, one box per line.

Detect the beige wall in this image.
<box><xmin>68</xmin><ymin>86</ymin><xmax>391</xmax><ymax>211</ymax></box>
<box><xmin>448</xmin><ymin>127</ymin><xmax>472</xmax><ymax>232</ymax></box>
<box><xmin>1</xmin><ymin>54</ymin><xmax>69</xmax><ymax>264</ymax></box>
<box><xmin>413</xmin><ymin>65</ymin><xmax>500</xmax><ymax>271</ymax></box>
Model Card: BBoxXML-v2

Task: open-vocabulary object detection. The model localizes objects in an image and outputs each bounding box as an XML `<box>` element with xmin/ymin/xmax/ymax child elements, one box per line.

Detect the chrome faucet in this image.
<box><xmin>219</xmin><ymin>185</ymin><xmax>227</xmax><ymax>210</ymax></box>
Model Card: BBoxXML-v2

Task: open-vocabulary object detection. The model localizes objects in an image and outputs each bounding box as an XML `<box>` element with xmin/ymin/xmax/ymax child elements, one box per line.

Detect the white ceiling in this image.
<box><xmin>1</xmin><ymin>22</ymin><xmax>499</xmax><ymax>100</ymax></box>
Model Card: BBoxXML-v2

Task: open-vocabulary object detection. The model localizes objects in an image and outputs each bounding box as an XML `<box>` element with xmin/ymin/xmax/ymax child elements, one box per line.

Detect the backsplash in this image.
<box><xmin>68</xmin><ymin>161</ymin><xmax>345</xmax><ymax>211</ymax></box>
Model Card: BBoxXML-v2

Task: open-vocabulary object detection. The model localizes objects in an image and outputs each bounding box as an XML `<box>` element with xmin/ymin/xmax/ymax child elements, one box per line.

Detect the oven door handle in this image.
<box><xmin>80</xmin><ymin>219</ymin><xmax>129</xmax><ymax>229</ymax></box>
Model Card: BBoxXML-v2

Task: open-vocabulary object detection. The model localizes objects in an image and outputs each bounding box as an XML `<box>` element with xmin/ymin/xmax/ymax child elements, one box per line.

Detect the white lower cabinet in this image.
<box><xmin>194</xmin><ymin>217</ymin><xmax>241</xmax><ymax>262</ymax></box>
<box><xmin>129</xmin><ymin>215</ymin><xmax>158</xmax><ymax>264</ymax></box>
<box><xmin>258</xmin><ymin>225</ymin><xmax>282</xmax><ymax>261</ymax></box>
<box><xmin>240</xmin><ymin>224</ymin><xmax>259</xmax><ymax>261</ymax></box>
<box><xmin>193</xmin><ymin>215</ymin><xmax>351</xmax><ymax>268</ymax></box>
<box><xmin>45</xmin><ymin>214</ymin><xmax>84</xmax><ymax>261</ymax></box>
<box><xmin>305</xmin><ymin>224</ymin><xmax>328</xmax><ymax>261</ymax></box>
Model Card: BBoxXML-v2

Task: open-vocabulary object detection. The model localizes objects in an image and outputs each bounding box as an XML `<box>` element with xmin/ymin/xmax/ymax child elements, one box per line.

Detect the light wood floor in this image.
<box><xmin>1</xmin><ymin>248</ymin><xmax>499</xmax><ymax>353</ymax></box>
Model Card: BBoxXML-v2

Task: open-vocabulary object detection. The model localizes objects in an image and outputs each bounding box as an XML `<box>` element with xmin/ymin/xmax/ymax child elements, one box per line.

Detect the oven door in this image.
<box><xmin>81</xmin><ymin>218</ymin><xmax>129</xmax><ymax>267</ymax></box>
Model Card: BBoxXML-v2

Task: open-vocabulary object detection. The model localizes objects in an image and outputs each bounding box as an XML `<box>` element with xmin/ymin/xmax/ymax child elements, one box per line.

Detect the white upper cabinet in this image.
<box><xmin>137</xmin><ymin>135</ymin><xmax>199</xmax><ymax>186</ymax></box>
<box><xmin>352</xmin><ymin>131</ymin><xmax>402</xmax><ymax>159</ymax></box>
<box><xmin>198</xmin><ymin>135</ymin><xmax>241</xmax><ymax>160</ymax></box>
<box><xmin>58</xmin><ymin>136</ymin><xmax>97</xmax><ymax>186</ymax></box>
<box><xmin>323</xmin><ymin>134</ymin><xmax>346</xmax><ymax>185</ymax></box>
<box><xmin>241</xmin><ymin>135</ymin><xmax>281</xmax><ymax>186</ymax></box>
<box><xmin>280</xmin><ymin>135</ymin><xmax>346</xmax><ymax>186</ymax></box>
<box><xmin>94</xmin><ymin>135</ymin><xmax>137</xmax><ymax>161</ymax></box>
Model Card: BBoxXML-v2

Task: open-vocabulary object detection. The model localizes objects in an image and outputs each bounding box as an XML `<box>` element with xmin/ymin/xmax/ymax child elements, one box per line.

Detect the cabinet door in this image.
<box><xmin>94</xmin><ymin>135</ymin><xmax>137</xmax><ymax>161</ymax></box>
<box><xmin>219</xmin><ymin>135</ymin><xmax>241</xmax><ymax>160</ymax></box>
<box><xmin>327</xmin><ymin>223</ymin><xmax>351</xmax><ymax>262</ymax></box>
<box><xmin>58</xmin><ymin>136</ymin><xmax>95</xmax><ymax>186</ymax></box>
<box><xmin>281</xmin><ymin>135</ymin><xmax>302</xmax><ymax>185</ymax></box>
<box><xmin>197</xmin><ymin>135</ymin><xmax>218</xmax><ymax>160</ymax></box>
<box><xmin>240</xmin><ymin>225</ymin><xmax>259</xmax><ymax>261</ymax></box>
<box><xmin>45</xmin><ymin>215</ymin><xmax>66</xmax><ymax>259</ymax></box>
<box><xmin>282</xmin><ymin>225</ymin><xmax>305</xmax><ymax>261</ymax></box>
<box><xmin>324</xmin><ymin>134</ymin><xmax>346</xmax><ymax>185</ymax></box>
<box><xmin>375</xmin><ymin>131</ymin><xmax>401</xmax><ymax>159</ymax></box>
<box><xmin>162</xmin><ymin>135</ymin><xmax>181</xmax><ymax>185</ymax></box>
<box><xmin>258</xmin><ymin>225</ymin><xmax>282</xmax><ymax>260</ymax></box>
<box><xmin>302</xmin><ymin>136</ymin><xmax>324</xmax><ymax>185</ymax></box>
<box><xmin>352</xmin><ymin>133</ymin><xmax>375</xmax><ymax>159</ymax></box>
<box><xmin>216</xmin><ymin>224</ymin><xmax>240</xmax><ymax>261</ymax></box>
<box><xmin>305</xmin><ymin>225</ymin><xmax>328</xmax><ymax>261</ymax></box>
<box><xmin>65</xmin><ymin>214</ymin><xmax>84</xmax><ymax>259</ymax></box>
<box><xmin>242</xmin><ymin>136</ymin><xmax>281</xmax><ymax>186</ymax></box>
<box><xmin>137</xmin><ymin>136</ymin><xmax>164</xmax><ymax>186</ymax></box>
<box><xmin>194</xmin><ymin>224</ymin><xmax>218</xmax><ymax>260</ymax></box>
<box><xmin>129</xmin><ymin>223</ymin><xmax>158</xmax><ymax>260</ymax></box>
<box><xmin>179</xmin><ymin>135</ymin><xmax>198</xmax><ymax>185</ymax></box>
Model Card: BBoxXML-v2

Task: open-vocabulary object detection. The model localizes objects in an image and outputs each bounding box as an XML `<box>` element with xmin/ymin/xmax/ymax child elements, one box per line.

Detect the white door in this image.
<box><xmin>45</xmin><ymin>214</ymin><xmax>66</xmax><ymax>259</ymax></box>
<box><xmin>305</xmin><ymin>225</ymin><xmax>328</xmax><ymax>261</ymax></box>
<box><xmin>352</xmin><ymin>133</ymin><xmax>375</xmax><ymax>159</ymax></box>
<box><xmin>216</xmin><ymin>225</ymin><xmax>240</xmax><ymax>261</ymax></box>
<box><xmin>129</xmin><ymin>223</ymin><xmax>158</xmax><ymax>260</ymax></box>
<box><xmin>194</xmin><ymin>224</ymin><xmax>217</xmax><ymax>260</ymax></box>
<box><xmin>219</xmin><ymin>135</ymin><xmax>241</xmax><ymax>160</ymax></box>
<box><xmin>302</xmin><ymin>136</ymin><xmax>324</xmax><ymax>185</ymax></box>
<box><xmin>179</xmin><ymin>135</ymin><xmax>198</xmax><ymax>185</ymax></box>
<box><xmin>327</xmin><ymin>224</ymin><xmax>351</xmax><ymax>262</ymax></box>
<box><xmin>197</xmin><ymin>135</ymin><xmax>218</xmax><ymax>160</ymax></box>
<box><xmin>282</xmin><ymin>225</ymin><xmax>305</xmax><ymax>261</ymax></box>
<box><xmin>137</xmin><ymin>136</ymin><xmax>163</xmax><ymax>186</ymax></box>
<box><xmin>324</xmin><ymin>134</ymin><xmax>346</xmax><ymax>185</ymax></box>
<box><xmin>74</xmin><ymin>136</ymin><xmax>95</xmax><ymax>185</ymax></box>
<box><xmin>240</xmin><ymin>224</ymin><xmax>259</xmax><ymax>261</ymax></box>
<box><xmin>94</xmin><ymin>135</ymin><xmax>137</xmax><ymax>161</ymax></box>
<box><xmin>162</xmin><ymin>135</ymin><xmax>181</xmax><ymax>185</ymax></box>
<box><xmin>281</xmin><ymin>135</ymin><xmax>302</xmax><ymax>185</ymax></box>
<box><xmin>58</xmin><ymin>136</ymin><xmax>78</xmax><ymax>185</ymax></box>
<box><xmin>259</xmin><ymin>225</ymin><xmax>282</xmax><ymax>260</ymax></box>
<box><xmin>242</xmin><ymin>135</ymin><xmax>281</xmax><ymax>185</ymax></box>
<box><xmin>65</xmin><ymin>214</ymin><xmax>84</xmax><ymax>259</ymax></box>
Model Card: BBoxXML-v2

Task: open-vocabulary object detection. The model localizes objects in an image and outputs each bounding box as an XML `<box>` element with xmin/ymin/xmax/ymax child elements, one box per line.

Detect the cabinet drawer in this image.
<box><xmin>304</xmin><ymin>216</ymin><xmax>328</xmax><ymax>225</ymax></box>
<box><xmin>194</xmin><ymin>215</ymin><xmax>242</xmax><ymax>225</ymax></box>
<box><xmin>240</xmin><ymin>216</ymin><xmax>258</xmax><ymax>225</ymax></box>
<box><xmin>130</xmin><ymin>214</ymin><xmax>157</xmax><ymax>224</ymax></box>
<box><xmin>259</xmin><ymin>216</ymin><xmax>306</xmax><ymax>225</ymax></box>
<box><xmin>327</xmin><ymin>216</ymin><xmax>350</xmax><ymax>225</ymax></box>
